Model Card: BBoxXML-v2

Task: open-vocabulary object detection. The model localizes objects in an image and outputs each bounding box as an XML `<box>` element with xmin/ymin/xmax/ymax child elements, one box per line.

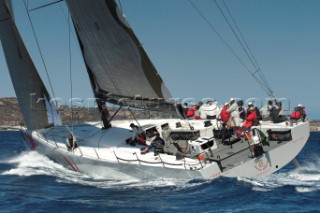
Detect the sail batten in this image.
<box><xmin>0</xmin><ymin>0</ymin><xmax>58</xmax><ymax>130</ymax></box>
<box><xmin>65</xmin><ymin>0</ymin><xmax>172</xmax><ymax>109</ymax></box>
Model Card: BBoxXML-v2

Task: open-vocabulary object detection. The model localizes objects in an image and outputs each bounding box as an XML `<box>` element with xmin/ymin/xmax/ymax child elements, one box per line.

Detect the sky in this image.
<box><xmin>0</xmin><ymin>0</ymin><xmax>320</xmax><ymax>118</ymax></box>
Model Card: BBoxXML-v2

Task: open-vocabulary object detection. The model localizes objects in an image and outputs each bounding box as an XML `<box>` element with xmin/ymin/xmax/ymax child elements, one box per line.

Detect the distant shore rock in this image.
<box><xmin>0</xmin><ymin>97</ymin><xmax>102</xmax><ymax>127</ymax></box>
<box><xmin>309</xmin><ymin>120</ymin><xmax>320</xmax><ymax>132</ymax></box>
<box><xmin>0</xmin><ymin>97</ymin><xmax>168</xmax><ymax>127</ymax></box>
<box><xmin>0</xmin><ymin>97</ymin><xmax>24</xmax><ymax>126</ymax></box>
<box><xmin>0</xmin><ymin>97</ymin><xmax>318</xmax><ymax>131</ymax></box>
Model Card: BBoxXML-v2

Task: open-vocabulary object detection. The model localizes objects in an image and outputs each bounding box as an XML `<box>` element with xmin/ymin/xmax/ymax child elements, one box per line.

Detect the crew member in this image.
<box><xmin>128</xmin><ymin>123</ymin><xmax>146</xmax><ymax>146</ymax></box>
<box><xmin>66</xmin><ymin>133</ymin><xmax>78</xmax><ymax>152</ymax></box>
<box><xmin>236</xmin><ymin>106</ymin><xmax>257</xmax><ymax>136</ymax></box>
<box><xmin>141</xmin><ymin>131</ymin><xmax>165</xmax><ymax>156</ymax></box>
<box><xmin>227</xmin><ymin>98</ymin><xmax>240</xmax><ymax>127</ymax></box>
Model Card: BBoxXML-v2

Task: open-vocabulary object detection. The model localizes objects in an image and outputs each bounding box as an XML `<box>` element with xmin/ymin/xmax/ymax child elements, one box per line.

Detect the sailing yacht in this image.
<box><xmin>0</xmin><ymin>0</ymin><xmax>309</xmax><ymax>180</ymax></box>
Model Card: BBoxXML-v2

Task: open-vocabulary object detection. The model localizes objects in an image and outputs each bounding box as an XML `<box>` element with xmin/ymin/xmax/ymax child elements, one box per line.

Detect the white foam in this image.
<box><xmin>1</xmin><ymin>151</ymin><xmax>202</xmax><ymax>190</ymax></box>
<box><xmin>295</xmin><ymin>187</ymin><xmax>318</xmax><ymax>193</ymax></box>
<box><xmin>293</xmin><ymin>173</ymin><xmax>320</xmax><ymax>181</ymax></box>
<box><xmin>237</xmin><ymin>163</ymin><xmax>320</xmax><ymax>193</ymax></box>
<box><xmin>1</xmin><ymin>151</ymin><xmax>72</xmax><ymax>177</ymax></box>
<box><xmin>56</xmin><ymin>175</ymin><xmax>205</xmax><ymax>191</ymax></box>
<box><xmin>238</xmin><ymin>176</ymin><xmax>282</xmax><ymax>190</ymax></box>
<box><xmin>1</xmin><ymin>151</ymin><xmax>140</xmax><ymax>188</ymax></box>
<box><xmin>125</xmin><ymin>178</ymin><xmax>206</xmax><ymax>191</ymax></box>
<box><xmin>252</xmin><ymin>186</ymin><xmax>272</xmax><ymax>192</ymax></box>
<box><xmin>4</xmin><ymin>150</ymin><xmax>319</xmax><ymax>191</ymax></box>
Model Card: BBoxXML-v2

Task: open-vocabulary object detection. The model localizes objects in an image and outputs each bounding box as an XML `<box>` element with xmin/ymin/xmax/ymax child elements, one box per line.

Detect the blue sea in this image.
<box><xmin>0</xmin><ymin>131</ymin><xmax>319</xmax><ymax>213</ymax></box>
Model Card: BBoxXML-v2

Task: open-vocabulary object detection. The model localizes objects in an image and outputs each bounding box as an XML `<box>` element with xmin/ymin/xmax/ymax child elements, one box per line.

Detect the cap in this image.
<box><xmin>297</xmin><ymin>104</ymin><xmax>303</xmax><ymax>107</ymax></box>
<box><xmin>248</xmin><ymin>101</ymin><xmax>253</xmax><ymax>106</ymax></box>
<box><xmin>230</xmin><ymin>98</ymin><xmax>234</xmax><ymax>102</ymax></box>
<box><xmin>224</xmin><ymin>102</ymin><xmax>228</xmax><ymax>106</ymax></box>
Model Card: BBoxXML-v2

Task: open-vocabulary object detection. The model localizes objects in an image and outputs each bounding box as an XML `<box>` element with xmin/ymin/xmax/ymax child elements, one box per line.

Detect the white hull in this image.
<box><xmin>21</xmin><ymin>119</ymin><xmax>309</xmax><ymax>180</ymax></box>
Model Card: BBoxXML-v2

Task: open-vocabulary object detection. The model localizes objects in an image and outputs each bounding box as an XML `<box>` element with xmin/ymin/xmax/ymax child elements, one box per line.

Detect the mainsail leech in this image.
<box><xmin>65</xmin><ymin>0</ymin><xmax>173</xmax><ymax>110</ymax></box>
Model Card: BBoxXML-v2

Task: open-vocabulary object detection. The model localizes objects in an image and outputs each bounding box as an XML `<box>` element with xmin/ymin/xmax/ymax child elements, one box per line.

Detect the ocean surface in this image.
<box><xmin>0</xmin><ymin>131</ymin><xmax>319</xmax><ymax>213</ymax></box>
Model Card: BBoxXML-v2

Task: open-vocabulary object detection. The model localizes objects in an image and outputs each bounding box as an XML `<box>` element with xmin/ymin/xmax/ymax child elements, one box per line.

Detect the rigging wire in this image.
<box><xmin>219</xmin><ymin>0</ymin><xmax>260</xmax><ymax>70</ymax></box>
<box><xmin>29</xmin><ymin>0</ymin><xmax>64</xmax><ymax>12</ymax></box>
<box><xmin>26</xmin><ymin>0</ymin><xmax>122</xmax><ymax>97</ymax></box>
<box><xmin>213</xmin><ymin>0</ymin><xmax>259</xmax><ymax>72</ymax></box>
<box><xmin>67</xmin><ymin>7</ymin><xmax>74</xmax><ymax>133</ymax></box>
<box><xmin>218</xmin><ymin>0</ymin><xmax>274</xmax><ymax>97</ymax></box>
<box><xmin>22</xmin><ymin>0</ymin><xmax>57</xmax><ymax>100</ymax></box>
<box><xmin>188</xmin><ymin>0</ymin><xmax>275</xmax><ymax>98</ymax></box>
<box><xmin>187</xmin><ymin>0</ymin><xmax>251</xmax><ymax>72</ymax></box>
<box><xmin>213</xmin><ymin>0</ymin><xmax>274</xmax><ymax>97</ymax></box>
<box><xmin>58</xmin><ymin>3</ymin><xmax>78</xmax><ymax>41</ymax></box>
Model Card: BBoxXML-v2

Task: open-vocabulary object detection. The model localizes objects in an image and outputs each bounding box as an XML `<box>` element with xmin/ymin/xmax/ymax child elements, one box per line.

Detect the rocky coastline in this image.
<box><xmin>309</xmin><ymin>120</ymin><xmax>320</xmax><ymax>132</ymax></box>
<box><xmin>0</xmin><ymin>97</ymin><xmax>319</xmax><ymax>131</ymax></box>
<box><xmin>0</xmin><ymin>97</ymin><xmax>172</xmax><ymax>128</ymax></box>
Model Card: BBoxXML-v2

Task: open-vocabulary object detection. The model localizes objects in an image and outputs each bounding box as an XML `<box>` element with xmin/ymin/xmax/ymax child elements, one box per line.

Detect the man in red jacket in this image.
<box><xmin>243</xmin><ymin>106</ymin><xmax>257</xmax><ymax>128</ymax></box>
<box><xmin>220</xmin><ymin>102</ymin><xmax>231</xmax><ymax>123</ymax></box>
<box><xmin>236</xmin><ymin>106</ymin><xmax>257</xmax><ymax>136</ymax></box>
<box><xmin>186</xmin><ymin>103</ymin><xmax>197</xmax><ymax>118</ymax></box>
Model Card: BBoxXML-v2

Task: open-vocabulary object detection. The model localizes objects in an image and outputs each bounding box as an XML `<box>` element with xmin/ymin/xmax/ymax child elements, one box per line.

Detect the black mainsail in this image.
<box><xmin>65</xmin><ymin>0</ymin><xmax>173</xmax><ymax>110</ymax></box>
<box><xmin>0</xmin><ymin>0</ymin><xmax>59</xmax><ymax>130</ymax></box>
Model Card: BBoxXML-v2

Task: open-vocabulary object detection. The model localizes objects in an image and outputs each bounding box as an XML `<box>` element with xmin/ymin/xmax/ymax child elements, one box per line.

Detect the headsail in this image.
<box><xmin>0</xmin><ymin>0</ymin><xmax>59</xmax><ymax>130</ymax></box>
<box><xmin>65</xmin><ymin>0</ymin><xmax>173</xmax><ymax>110</ymax></box>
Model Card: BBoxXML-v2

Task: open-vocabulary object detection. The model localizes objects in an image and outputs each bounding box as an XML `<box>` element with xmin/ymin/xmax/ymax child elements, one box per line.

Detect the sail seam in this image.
<box><xmin>0</xmin><ymin>17</ymin><xmax>10</xmax><ymax>22</ymax></box>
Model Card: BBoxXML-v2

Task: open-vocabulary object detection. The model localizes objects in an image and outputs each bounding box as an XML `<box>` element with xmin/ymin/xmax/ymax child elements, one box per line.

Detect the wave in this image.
<box><xmin>1</xmin><ymin>151</ymin><xmax>72</xmax><ymax>177</ymax></box>
<box><xmin>0</xmin><ymin>151</ymin><xmax>210</xmax><ymax>191</ymax></box>
<box><xmin>238</xmin><ymin>160</ymin><xmax>320</xmax><ymax>193</ymax></box>
<box><xmin>3</xmin><ymin>149</ymin><xmax>319</xmax><ymax>193</ymax></box>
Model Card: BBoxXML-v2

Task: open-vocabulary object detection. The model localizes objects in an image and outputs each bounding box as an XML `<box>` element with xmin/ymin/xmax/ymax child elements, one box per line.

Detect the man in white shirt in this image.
<box><xmin>227</xmin><ymin>98</ymin><xmax>240</xmax><ymax>127</ymax></box>
<box><xmin>206</xmin><ymin>101</ymin><xmax>220</xmax><ymax>119</ymax></box>
<box><xmin>260</xmin><ymin>100</ymin><xmax>273</xmax><ymax>121</ymax></box>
